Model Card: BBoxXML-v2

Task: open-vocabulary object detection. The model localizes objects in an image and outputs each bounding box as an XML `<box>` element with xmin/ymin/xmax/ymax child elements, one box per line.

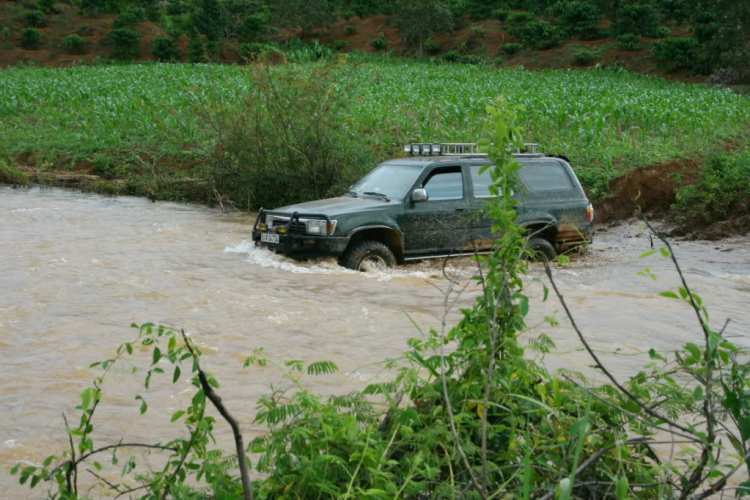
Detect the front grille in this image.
<box><xmin>271</xmin><ymin>219</ymin><xmax>306</xmax><ymax>235</ymax></box>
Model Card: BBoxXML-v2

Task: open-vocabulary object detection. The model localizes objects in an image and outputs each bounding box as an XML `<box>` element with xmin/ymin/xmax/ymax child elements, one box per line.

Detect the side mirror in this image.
<box><xmin>412</xmin><ymin>188</ymin><xmax>428</xmax><ymax>203</ymax></box>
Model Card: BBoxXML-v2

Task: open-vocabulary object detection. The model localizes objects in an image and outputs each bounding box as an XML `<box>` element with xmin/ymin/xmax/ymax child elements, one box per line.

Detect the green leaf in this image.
<box><xmin>639</xmin><ymin>249</ymin><xmax>656</xmax><ymax>258</ymax></box>
<box><xmin>659</xmin><ymin>246</ymin><xmax>670</xmax><ymax>258</ymax></box>
<box><xmin>135</xmin><ymin>395</ymin><xmax>147</xmax><ymax>415</ymax></box>
<box><xmin>173</xmin><ymin>365</ymin><xmax>181</xmax><ymax>383</ymax></box>
<box><xmin>739</xmin><ymin>417</ymin><xmax>750</xmax><ymax>442</ymax></box>
<box><xmin>693</xmin><ymin>385</ymin><xmax>703</xmax><ymax>401</ymax></box>
<box><xmin>659</xmin><ymin>291</ymin><xmax>679</xmax><ymax>299</ymax></box>
<box><xmin>152</xmin><ymin>347</ymin><xmax>161</xmax><ymax>365</ymax></box>
<box><xmin>93</xmin><ymin>461</ymin><xmax>102</xmax><ymax>471</ymax></box>
<box><xmin>168</xmin><ymin>336</ymin><xmax>176</xmax><ymax>352</ymax></box>
<box><xmin>615</xmin><ymin>476</ymin><xmax>628</xmax><ymax>499</ymax></box>
<box><xmin>170</xmin><ymin>410</ymin><xmax>185</xmax><ymax>423</ymax></box>
<box><xmin>125</xmin><ymin>343</ymin><xmax>133</xmax><ymax>355</ymax></box>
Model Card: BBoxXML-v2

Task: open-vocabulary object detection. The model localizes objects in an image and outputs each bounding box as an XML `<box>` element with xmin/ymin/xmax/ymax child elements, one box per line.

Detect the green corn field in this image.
<box><xmin>1</xmin><ymin>61</ymin><xmax>748</xmax><ymax>198</ymax></box>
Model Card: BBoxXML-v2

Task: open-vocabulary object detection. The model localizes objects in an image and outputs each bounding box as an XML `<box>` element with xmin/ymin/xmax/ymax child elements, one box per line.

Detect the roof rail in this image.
<box><xmin>404</xmin><ymin>142</ymin><xmax>540</xmax><ymax>156</ymax></box>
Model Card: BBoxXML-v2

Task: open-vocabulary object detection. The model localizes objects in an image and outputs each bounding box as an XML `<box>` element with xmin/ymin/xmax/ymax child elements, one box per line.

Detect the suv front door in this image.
<box><xmin>397</xmin><ymin>164</ymin><xmax>471</xmax><ymax>255</ymax></box>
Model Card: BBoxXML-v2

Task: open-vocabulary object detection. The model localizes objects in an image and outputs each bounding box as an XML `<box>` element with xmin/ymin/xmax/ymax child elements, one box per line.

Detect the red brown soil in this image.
<box><xmin>595</xmin><ymin>158</ymin><xmax>698</xmax><ymax>224</ymax></box>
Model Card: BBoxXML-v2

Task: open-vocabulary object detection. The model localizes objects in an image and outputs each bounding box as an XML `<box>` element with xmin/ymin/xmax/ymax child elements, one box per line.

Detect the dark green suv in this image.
<box><xmin>251</xmin><ymin>143</ymin><xmax>594</xmax><ymax>270</ymax></box>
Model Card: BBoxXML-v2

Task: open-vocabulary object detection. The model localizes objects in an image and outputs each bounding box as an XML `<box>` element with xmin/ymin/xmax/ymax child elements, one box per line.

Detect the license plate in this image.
<box><xmin>260</xmin><ymin>233</ymin><xmax>279</xmax><ymax>244</ymax></box>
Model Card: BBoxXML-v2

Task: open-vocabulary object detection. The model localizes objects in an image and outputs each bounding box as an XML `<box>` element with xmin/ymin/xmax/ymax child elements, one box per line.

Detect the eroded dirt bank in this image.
<box><xmin>1</xmin><ymin>186</ymin><xmax>748</xmax><ymax>496</ymax></box>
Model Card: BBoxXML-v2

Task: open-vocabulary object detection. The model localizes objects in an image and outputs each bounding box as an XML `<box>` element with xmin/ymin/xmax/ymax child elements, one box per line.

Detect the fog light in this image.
<box><xmin>258</xmin><ymin>223</ymin><xmax>268</xmax><ymax>231</ymax></box>
<box><xmin>278</xmin><ymin>226</ymin><xmax>287</xmax><ymax>234</ymax></box>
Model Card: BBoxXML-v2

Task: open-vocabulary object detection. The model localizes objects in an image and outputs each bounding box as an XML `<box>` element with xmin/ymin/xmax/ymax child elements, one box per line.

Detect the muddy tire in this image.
<box><xmin>528</xmin><ymin>237</ymin><xmax>557</xmax><ymax>262</ymax></box>
<box><xmin>341</xmin><ymin>240</ymin><xmax>396</xmax><ymax>271</ymax></box>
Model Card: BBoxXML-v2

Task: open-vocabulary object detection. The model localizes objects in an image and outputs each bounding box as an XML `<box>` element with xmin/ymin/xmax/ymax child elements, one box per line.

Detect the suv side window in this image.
<box><xmin>519</xmin><ymin>161</ymin><xmax>574</xmax><ymax>191</ymax></box>
<box><xmin>423</xmin><ymin>167</ymin><xmax>464</xmax><ymax>201</ymax></box>
<box><xmin>469</xmin><ymin>164</ymin><xmax>494</xmax><ymax>198</ymax></box>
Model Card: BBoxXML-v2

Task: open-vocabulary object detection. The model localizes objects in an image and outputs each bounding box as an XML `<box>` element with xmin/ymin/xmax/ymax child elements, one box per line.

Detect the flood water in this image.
<box><xmin>1</xmin><ymin>186</ymin><xmax>749</xmax><ymax>498</ymax></box>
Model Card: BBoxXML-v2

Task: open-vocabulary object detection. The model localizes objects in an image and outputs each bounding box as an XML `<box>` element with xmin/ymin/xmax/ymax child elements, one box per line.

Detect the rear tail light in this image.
<box><xmin>586</xmin><ymin>204</ymin><xmax>594</xmax><ymax>224</ymax></box>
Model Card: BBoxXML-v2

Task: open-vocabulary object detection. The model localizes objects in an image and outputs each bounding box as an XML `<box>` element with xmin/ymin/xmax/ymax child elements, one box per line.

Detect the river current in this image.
<box><xmin>1</xmin><ymin>186</ymin><xmax>749</xmax><ymax>498</ymax></box>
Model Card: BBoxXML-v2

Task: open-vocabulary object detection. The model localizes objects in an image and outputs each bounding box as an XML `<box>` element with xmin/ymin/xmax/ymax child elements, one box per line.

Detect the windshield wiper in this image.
<box><xmin>362</xmin><ymin>192</ymin><xmax>390</xmax><ymax>201</ymax></box>
<box><xmin>346</xmin><ymin>190</ymin><xmax>358</xmax><ymax>197</ymax></box>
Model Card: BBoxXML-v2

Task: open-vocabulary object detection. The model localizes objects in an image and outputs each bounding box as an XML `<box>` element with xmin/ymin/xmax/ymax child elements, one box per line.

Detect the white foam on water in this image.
<box><xmin>223</xmin><ymin>240</ymin><xmax>455</xmax><ymax>281</ymax></box>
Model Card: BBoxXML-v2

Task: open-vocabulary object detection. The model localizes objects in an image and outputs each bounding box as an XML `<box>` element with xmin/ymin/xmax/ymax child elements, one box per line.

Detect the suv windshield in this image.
<box><xmin>349</xmin><ymin>164</ymin><xmax>423</xmax><ymax>199</ymax></box>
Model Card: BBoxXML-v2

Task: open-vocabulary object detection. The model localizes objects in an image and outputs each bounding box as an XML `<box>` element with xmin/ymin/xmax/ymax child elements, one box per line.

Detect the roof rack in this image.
<box><xmin>404</xmin><ymin>142</ymin><xmax>540</xmax><ymax>157</ymax></box>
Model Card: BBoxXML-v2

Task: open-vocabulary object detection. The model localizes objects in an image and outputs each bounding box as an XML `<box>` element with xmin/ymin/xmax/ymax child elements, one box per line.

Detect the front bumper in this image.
<box><xmin>251</xmin><ymin>209</ymin><xmax>350</xmax><ymax>260</ymax></box>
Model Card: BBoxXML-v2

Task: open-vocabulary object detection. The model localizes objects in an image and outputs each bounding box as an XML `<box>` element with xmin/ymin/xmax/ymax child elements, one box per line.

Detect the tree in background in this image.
<box><xmin>393</xmin><ymin>0</ymin><xmax>453</xmax><ymax>57</ymax></box>
<box><xmin>192</xmin><ymin>0</ymin><xmax>228</xmax><ymax>41</ymax></box>
<box><xmin>268</xmin><ymin>0</ymin><xmax>335</xmax><ymax>33</ymax></box>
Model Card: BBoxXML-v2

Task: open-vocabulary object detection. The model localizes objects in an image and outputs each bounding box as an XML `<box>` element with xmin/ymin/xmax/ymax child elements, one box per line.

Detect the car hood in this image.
<box><xmin>271</xmin><ymin>196</ymin><xmax>396</xmax><ymax>217</ymax></box>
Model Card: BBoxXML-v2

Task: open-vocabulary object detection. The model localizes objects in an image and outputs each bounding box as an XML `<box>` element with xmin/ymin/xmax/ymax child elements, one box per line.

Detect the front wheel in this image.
<box><xmin>528</xmin><ymin>237</ymin><xmax>557</xmax><ymax>262</ymax></box>
<box><xmin>340</xmin><ymin>240</ymin><xmax>397</xmax><ymax>272</ymax></box>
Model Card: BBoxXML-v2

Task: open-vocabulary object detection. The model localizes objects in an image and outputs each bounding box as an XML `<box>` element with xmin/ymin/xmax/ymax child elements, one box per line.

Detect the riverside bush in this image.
<box><xmin>423</xmin><ymin>38</ymin><xmax>440</xmax><ymax>55</ymax></box>
<box><xmin>38</xmin><ymin>0</ymin><xmax>58</xmax><ymax>14</ymax></box>
<box><xmin>112</xmin><ymin>10</ymin><xmax>138</xmax><ymax>28</ymax></box>
<box><xmin>344</xmin><ymin>25</ymin><xmax>358</xmax><ymax>35</ymax></box>
<box><xmin>492</xmin><ymin>8</ymin><xmax>509</xmax><ymax>22</ymax></box>
<box><xmin>508</xmin><ymin>11</ymin><xmax>535</xmax><ymax>25</ymax></box>
<box><xmin>368</xmin><ymin>36</ymin><xmax>387</xmax><ymax>51</ymax></box>
<box><xmin>330</xmin><ymin>39</ymin><xmax>349</xmax><ymax>52</ymax></box>
<box><xmin>573</xmin><ymin>49</ymin><xmax>595</xmax><ymax>65</ymax></box>
<box><xmin>551</xmin><ymin>0</ymin><xmax>601</xmax><ymax>39</ymax></box>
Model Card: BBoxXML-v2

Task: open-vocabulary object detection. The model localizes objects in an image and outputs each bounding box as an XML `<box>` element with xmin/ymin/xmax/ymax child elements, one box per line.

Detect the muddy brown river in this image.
<box><xmin>1</xmin><ymin>186</ymin><xmax>749</xmax><ymax>498</ymax></box>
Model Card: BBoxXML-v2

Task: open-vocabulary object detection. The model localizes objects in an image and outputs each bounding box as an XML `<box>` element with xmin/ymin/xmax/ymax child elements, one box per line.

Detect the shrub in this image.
<box><xmin>239</xmin><ymin>13</ymin><xmax>268</xmax><ymax>43</ymax></box>
<box><xmin>692</xmin><ymin>23</ymin><xmax>717</xmax><ymax>44</ymax></box>
<box><xmin>1</xmin><ymin>27</ymin><xmax>9</xmax><ymax>44</ymax></box>
<box><xmin>344</xmin><ymin>25</ymin><xmax>357</xmax><ymax>35</ymax></box>
<box><xmin>166</xmin><ymin>27</ymin><xmax>183</xmax><ymax>38</ymax></box>
<box><xmin>652</xmin><ymin>37</ymin><xmax>700</xmax><ymax>69</ymax></box>
<box><xmin>24</xmin><ymin>10</ymin><xmax>46</xmax><ymax>27</ymax></box>
<box><xmin>573</xmin><ymin>49</ymin><xmax>595</xmax><ymax>65</ymax></box>
<box><xmin>38</xmin><ymin>0</ymin><xmax>58</xmax><ymax>14</ymax></box>
<box><xmin>492</xmin><ymin>8</ymin><xmax>509</xmax><ymax>22</ymax></box>
<box><xmin>617</xmin><ymin>33</ymin><xmax>640</xmax><ymax>51</ymax></box>
<box><xmin>500</xmin><ymin>42</ymin><xmax>522</xmax><ymax>55</ymax></box>
<box><xmin>508</xmin><ymin>11</ymin><xmax>535</xmax><ymax>25</ymax></box>
<box><xmin>151</xmin><ymin>37</ymin><xmax>180</xmax><ymax>61</ymax></box>
<box><xmin>423</xmin><ymin>38</ymin><xmax>440</xmax><ymax>55</ymax></box>
<box><xmin>239</xmin><ymin>42</ymin><xmax>264</xmax><ymax>61</ymax></box>
<box><xmin>61</xmin><ymin>34</ymin><xmax>85</xmax><ymax>53</ymax></box>
<box><xmin>459</xmin><ymin>54</ymin><xmax>483</xmax><ymax>64</ymax></box>
<box><xmin>442</xmin><ymin>49</ymin><xmax>460</xmax><ymax>62</ymax></box>
<box><xmin>112</xmin><ymin>11</ymin><xmax>139</xmax><ymax>29</ymax></box>
<box><xmin>108</xmin><ymin>28</ymin><xmax>140</xmax><ymax>60</ymax></box>
<box><xmin>692</xmin><ymin>11</ymin><xmax>716</xmax><ymax>24</ymax></box>
<box><xmin>77</xmin><ymin>24</ymin><xmax>94</xmax><ymax>36</ymax></box>
<box><xmin>551</xmin><ymin>1</ymin><xmax>601</xmax><ymax>39</ymax></box>
<box><xmin>464</xmin><ymin>0</ymin><xmax>495</xmax><ymax>21</ymax></box>
<box><xmin>340</xmin><ymin>11</ymin><xmax>355</xmax><ymax>20</ymax></box>
<box><xmin>612</xmin><ymin>4</ymin><xmax>658</xmax><ymax>37</ymax></box>
<box><xmin>513</xmin><ymin>20</ymin><xmax>562</xmax><ymax>49</ymax></box>
<box><xmin>674</xmin><ymin>152</ymin><xmax>750</xmax><ymax>223</ymax></box>
<box><xmin>656</xmin><ymin>25</ymin><xmax>672</xmax><ymax>38</ymax></box>
<box><xmin>368</xmin><ymin>36</ymin><xmax>387</xmax><ymax>51</ymax></box>
<box><xmin>0</xmin><ymin>160</ymin><xmax>31</xmax><ymax>185</ymax></box>
<box><xmin>186</xmin><ymin>38</ymin><xmax>206</xmax><ymax>62</ymax></box>
<box><xmin>330</xmin><ymin>39</ymin><xmax>349</xmax><ymax>52</ymax></box>
<box><xmin>20</xmin><ymin>27</ymin><xmax>41</xmax><ymax>49</ymax></box>
<box><xmin>470</xmin><ymin>26</ymin><xmax>484</xmax><ymax>38</ymax></box>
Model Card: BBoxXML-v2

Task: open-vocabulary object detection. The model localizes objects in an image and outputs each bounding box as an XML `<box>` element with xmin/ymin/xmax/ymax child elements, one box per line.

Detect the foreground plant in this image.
<box><xmin>11</xmin><ymin>101</ymin><xmax>749</xmax><ymax>499</ymax></box>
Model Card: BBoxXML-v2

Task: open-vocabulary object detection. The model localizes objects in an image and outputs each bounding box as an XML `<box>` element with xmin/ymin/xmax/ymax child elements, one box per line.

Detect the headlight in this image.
<box><xmin>305</xmin><ymin>220</ymin><xmax>337</xmax><ymax>235</ymax></box>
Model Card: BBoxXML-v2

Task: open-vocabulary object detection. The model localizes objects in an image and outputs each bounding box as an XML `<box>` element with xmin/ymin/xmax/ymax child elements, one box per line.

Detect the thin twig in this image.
<box><xmin>182</xmin><ymin>330</ymin><xmax>254</xmax><ymax>500</ymax></box>
<box><xmin>47</xmin><ymin>443</ymin><xmax>178</xmax><ymax>479</ymax></box>
<box><xmin>87</xmin><ymin>468</ymin><xmax>122</xmax><ymax>493</ymax></box>
<box><xmin>542</xmin><ymin>260</ymin><xmax>694</xmax><ymax>435</ymax></box>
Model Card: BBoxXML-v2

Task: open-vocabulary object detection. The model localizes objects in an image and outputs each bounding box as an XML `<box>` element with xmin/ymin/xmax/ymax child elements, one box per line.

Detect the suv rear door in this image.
<box><xmin>467</xmin><ymin>162</ymin><xmax>525</xmax><ymax>250</ymax></box>
<box><xmin>397</xmin><ymin>164</ymin><xmax>472</xmax><ymax>255</ymax></box>
<box><xmin>517</xmin><ymin>158</ymin><xmax>588</xmax><ymax>231</ymax></box>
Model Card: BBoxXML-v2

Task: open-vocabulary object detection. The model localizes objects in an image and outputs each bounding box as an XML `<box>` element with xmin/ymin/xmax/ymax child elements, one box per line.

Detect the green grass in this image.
<box><xmin>1</xmin><ymin>61</ymin><xmax>749</xmax><ymax>200</ymax></box>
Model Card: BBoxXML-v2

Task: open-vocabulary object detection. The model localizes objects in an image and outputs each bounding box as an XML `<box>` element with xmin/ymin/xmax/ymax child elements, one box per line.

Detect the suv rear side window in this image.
<box><xmin>423</xmin><ymin>167</ymin><xmax>464</xmax><ymax>201</ymax></box>
<box><xmin>519</xmin><ymin>161</ymin><xmax>574</xmax><ymax>191</ymax></box>
<box><xmin>470</xmin><ymin>165</ymin><xmax>495</xmax><ymax>198</ymax></box>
